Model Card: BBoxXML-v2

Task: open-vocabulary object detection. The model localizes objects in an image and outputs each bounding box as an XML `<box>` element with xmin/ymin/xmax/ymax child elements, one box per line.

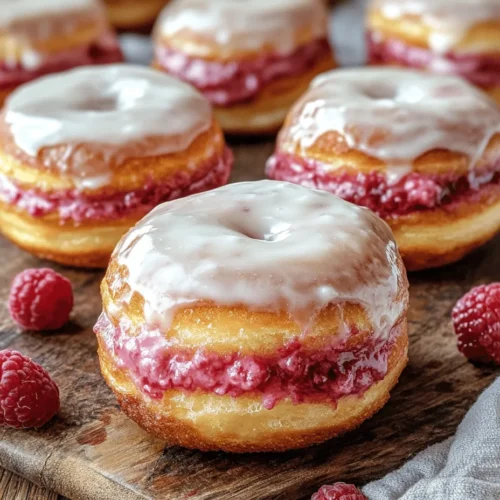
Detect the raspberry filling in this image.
<box><xmin>95</xmin><ymin>312</ymin><xmax>401</xmax><ymax>410</ymax></box>
<box><xmin>0</xmin><ymin>32</ymin><xmax>123</xmax><ymax>90</ymax></box>
<box><xmin>266</xmin><ymin>152</ymin><xmax>500</xmax><ymax>218</ymax></box>
<box><xmin>154</xmin><ymin>38</ymin><xmax>331</xmax><ymax>106</ymax></box>
<box><xmin>367</xmin><ymin>31</ymin><xmax>500</xmax><ymax>89</ymax></box>
<box><xmin>0</xmin><ymin>148</ymin><xmax>233</xmax><ymax>223</ymax></box>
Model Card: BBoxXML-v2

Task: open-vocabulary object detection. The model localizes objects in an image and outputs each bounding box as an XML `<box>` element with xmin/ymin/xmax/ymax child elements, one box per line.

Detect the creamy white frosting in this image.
<box><xmin>0</xmin><ymin>0</ymin><xmax>108</xmax><ymax>70</ymax></box>
<box><xmin>111</xmin><ymin>180</ymin><xmax>407</xmax><ymax>337</ymax></box>
<box><xmin>157</xmin><ymin>0</ymin><xmax>328</xmax><ymax>55</ymax></box>
<box><xmin>285</xmin><ymin>68</ymin><xmax>500</xmax><ymax>179</ymax></box>
<box><xmin>372</xmin><ymin>0</ymin><xmax>500</xmax><ymax>53</ymax></box>
<box><xmin>0</xmin><ymin>0</ymin><xmax>97</xmax><ymax>27</ymax></box>
<box><xmin>4</xmin><ymin>64</ymin><xmax>213</xmax><ymax>190</ymax></box>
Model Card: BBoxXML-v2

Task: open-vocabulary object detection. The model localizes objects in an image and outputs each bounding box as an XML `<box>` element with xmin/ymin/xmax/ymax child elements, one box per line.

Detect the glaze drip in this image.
<box><xmin>284</xmin><ymin>68</ymin><xmax>500</xmax><ymax>179</ymax></box>
<box><xmin>3</xmin><ymin>65</ymin><xmax>213</xmax><ymax>190</ymax></box>
<box><xmin>110</xmin><ymin>181</ymin><xmax>406</xmax><ymax>337</ymax></box>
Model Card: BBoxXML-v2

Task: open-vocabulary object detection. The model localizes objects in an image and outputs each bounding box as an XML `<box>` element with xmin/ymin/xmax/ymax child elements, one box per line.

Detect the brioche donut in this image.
<box><xmin>0</xmin><ymin>0</ymin><xmax>122</xmax><ymax>107</ymax></box>
<box><xmin>267</xmin><ymin>68</ymin><xmax>500</xmax><ymax>271</ymax></box>
<box><xmin>94</xmin><ymin>180</ymin><xmax>409</xmax><ymax>453</ymax></box>
<box><xmin>367</xmin><ymin>0</ymin><xmax>500</xmax><ymax>105</ymax></box>
<box><xmin>103</xmin><ymin>0</ymin><xmax>169</xmax><ymax>32</ymax></box>
<box><xmin>152</xmin><ymin>0</ymin><xmax>336</xmax><ymax>134</ymax></box>
<box><xmin>0</xmin><ymin>64</ymin><xmax>233</xmax><ymax>268</ymax></box>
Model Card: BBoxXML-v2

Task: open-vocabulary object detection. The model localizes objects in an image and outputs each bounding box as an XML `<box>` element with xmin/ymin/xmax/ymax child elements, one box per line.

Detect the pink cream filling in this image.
<box><xmin>0</xmin><ymin>31</ymin><xmax>123</xmax><ymax>89</ymax></box>
<box><xmin>154</xmin><ymin>38</ymin><xmax>332</xmax><ymax>106</ymax></box>
<box><xmin>94</xmin><ymin>312</ymin><xmax>401</xmax><ymax>409</ymax></box>
<box><xmin>266</xmin><ymin>152</ymin><xmax>500</xmax><ymax>218</ymax></box>
<box><xmin>367</xmin><ymin>31</ymin><xmax>500</xmax><ymax>88</ymax></box>
<box><xmin>0</xmin><ymin>148</ymin><xmax>233</xmax><ymax>223</ymax></box>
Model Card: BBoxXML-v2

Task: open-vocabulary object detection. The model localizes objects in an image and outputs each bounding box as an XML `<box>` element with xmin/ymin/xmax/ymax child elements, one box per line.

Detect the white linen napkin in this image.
<box><xmin>363</xmin><ymin>379</ymin><xmax>500</xmax><ymax>500</ymax></box>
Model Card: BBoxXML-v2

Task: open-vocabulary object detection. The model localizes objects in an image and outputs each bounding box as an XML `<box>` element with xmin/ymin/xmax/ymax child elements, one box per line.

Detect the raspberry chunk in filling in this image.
<box><xmin>266</xmin><ymin>152</ymin><xmax>500</xmax><ymax>218</ymax></box>
<box><xmin>95</xmin><ymin>312</ymin><xmax>401</xmax><ymax>409</ymax></box>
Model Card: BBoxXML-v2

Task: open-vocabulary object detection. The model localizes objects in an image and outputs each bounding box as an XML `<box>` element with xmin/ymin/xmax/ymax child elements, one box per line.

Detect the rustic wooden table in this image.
<box><xmin>0</xmin><ymin>469</ymin><xmax>61</xmax><ymax>500</ymax></box>
<box><xmin>0</xmin><ymin>138</ymin><xmax>498</xmax><ymax>499</ymax></box>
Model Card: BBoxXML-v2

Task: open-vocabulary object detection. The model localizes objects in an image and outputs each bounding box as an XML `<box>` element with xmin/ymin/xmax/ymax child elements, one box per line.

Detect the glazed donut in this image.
<box><xmin>94</xmin><ymin>180</ymin><xmax>409</xmax><ymax>453</ymax></box>
<box><xmin>266</xmin><ymin>68</ymin><xmax>500</xmax><ymax>271</ymax></box>
<box><xmin>0</xmin><ymin>64</ymin><xmax>233</xmax><ymax>268</ymax></box>
<box><xmin>0</xmin><ymin>0</ymin><xmax>122</xmax><ymax>106</ymax></box>
<box><xmin>103</xmin><ymin>0</ymin><xmax>169</xmax><ymax>32</ymax></box>
<box><xmin>152</xmin><ymin>0</ymin><xmax>335</xmax><ymax>134</ymax></box>
<box><xmin>367</xmin><ymin>0</ymin><xmax>500</xmax><ymax>105</ymax></box>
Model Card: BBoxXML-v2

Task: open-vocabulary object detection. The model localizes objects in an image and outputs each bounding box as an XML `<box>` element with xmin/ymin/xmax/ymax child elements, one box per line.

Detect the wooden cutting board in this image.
<box><xmin>0</xmin><ymin>139</ymin><xmax>498</xmax><ymax>500</ymax></box>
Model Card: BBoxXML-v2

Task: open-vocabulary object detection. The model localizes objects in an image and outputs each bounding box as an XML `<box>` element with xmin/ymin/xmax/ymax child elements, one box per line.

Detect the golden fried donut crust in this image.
<box><xmin>155</xmin><ymin>17</ymin><xmax>327</xmax><ymax>62</ymax></box>
<box><xmin>97</xmin><ymin>322</ymin><xmax>408</xmax><ymax>453</ymax></box>
<box><xmin>104</xmin><ymin>0</ymin><xmax>168</xmax><ymax>31</ymax></box>
<box><xmin>277</xmin><ymin>124</ymin><xmax>500</xmax><ymax>178</ymax></box>
<box><xmin>367</xmin><ymin>9</ymin><xmax>500</xmax><ymax>54</ymax></box>
<box><xmin>0</xmin><ymin>120</ymin><xmax>225</xmax><ymax>194</ymax></box>
<box><xmin>389</xmin><ymin>186</ymin><xmax>500</xmax><ymax>270</ymax></box>
<box><xmin>486</xmin><ymin>86</ymin><xmax>500</xmax><ymax>107</ymax></box>
<box><xmin>153</xmin><ymin>51</ymin><xmax>335</xmax><ymax>135</ymax></box>
<box><xmin>0</xmin><ymin>204</ymin><xmax>136</xmax><ymax>267</ymax></box>
<box><xmin>101</xmin><ymin>243</ymin><xmax>409</xmax><ymax>354</ymax></box>
<box><xmin>212</xmin><ymin>55</ymin><xmax>335</xmax><ymax>135</ymax></box>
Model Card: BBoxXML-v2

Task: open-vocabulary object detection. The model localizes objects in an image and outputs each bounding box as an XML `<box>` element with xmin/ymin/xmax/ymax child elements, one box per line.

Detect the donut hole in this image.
<box><xmin>71</xmin><ymin>96</ymin><xmax>117</xmax><ymax>112</ymax></box>
<box><xmin>363</xmin><ymin>84</ymin><xmax>396</xmax><ymax>100</ymax></box>
<box><xmin>233</xmin><ymin>224</ymin><xmax>266</xmax><ymax>241</ymax></box>
<box><xmin>225</xmin><ymin>213</ymin><xmax>291</xmax><ymax>242</ymax></box>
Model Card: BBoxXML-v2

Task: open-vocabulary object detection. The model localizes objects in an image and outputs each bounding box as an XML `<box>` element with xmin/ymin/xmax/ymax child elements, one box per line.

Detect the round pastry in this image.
<box><xmin>266</xmin><ymin>68</ymin><xmax>500</xmax><ymax>271</ymax></box>
<box><xmin>0</xmin><ymin>64</ymin><xmax>233</xmax><ymax>268</ymax></box>
<box><xmin>152</xmin><ymin>0</ymin><xmax>336</xmax><ymax>134</ymax></box>
<box><xmin>0</xmin><ymin>0</ymin><xmax>123</xmax><ymax>106</ymax></box>
<box><xmin>103</xmin><ymin>0</ymin><xmax>169</xmax><ymax>32</ymax></box>
<box><xmin>367</xmin><ymin>0</ymin><xmax>500</xmax><ymax>105</ymax></box>
<box><xmin>94</xmin><ymin>180</ymin><xmax>409</xmax><ymax>453</ymax></box>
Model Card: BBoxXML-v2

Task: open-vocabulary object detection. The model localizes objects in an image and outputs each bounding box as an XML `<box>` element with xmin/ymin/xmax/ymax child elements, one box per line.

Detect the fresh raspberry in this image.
<box><xmin>312</xmin><ymin>483</ymin><xmax>366</xmax><ymax>500</ymax></box>
<box><xmin>0</xmin><ymin>350</ymin><xmax>60</xmax><ymax>428</ymax></box>
<box><xmin>8</xmin><ymin>268</ymin><xmax>73</xmax><ymax>331</ymax></box>
<box><xmin>452</xmin><ymin>283</ymin><xmax>500</xmax><ymax>364</ymax></box>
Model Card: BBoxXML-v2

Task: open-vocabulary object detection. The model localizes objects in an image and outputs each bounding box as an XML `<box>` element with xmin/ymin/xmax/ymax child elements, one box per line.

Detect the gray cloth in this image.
<box><xmin>363</xmin><ymin>379</ymin><xmax>500</xmax><ymax>500</ymax></box>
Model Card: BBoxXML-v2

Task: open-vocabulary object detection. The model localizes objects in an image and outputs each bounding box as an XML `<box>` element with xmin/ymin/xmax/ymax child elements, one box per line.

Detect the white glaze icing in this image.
<box><xmin>4</xmin><ymin>64</ymin><xmax>213</xmax><ymax>190</ymax></box>
<box><xmin>0</xmin><ymin>0</ymin><xmax>96</xmax><ymax>27</ymax></box>
<box><xmin>286</xmin><ymin>68</ymin><xmax>500</xmax><ymax>179</ymax></box>
<box><xmin>372</xmin><ymin>0</ymin><xmax>500</xmax><ymax>53</ymax></box>
<box><xmin>111</xmin><ymin>180</ymin><xmax>407</xmax><ymax>337</ymax></box>
<box><xmin>0</xmin><ymin>0</ymin><xmax>108</xmax><ymax>70</ymax></box>
<box><xmin>157</xmin><ymin>0</ymin><xmax>328</xmax><ymax>55</ymax></box>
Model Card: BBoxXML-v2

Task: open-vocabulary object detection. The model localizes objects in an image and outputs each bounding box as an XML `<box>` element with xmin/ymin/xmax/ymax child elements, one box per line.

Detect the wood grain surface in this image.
<box><xmin>0</xmin><ymin>138</ymin><xmax>498</xmax><ymax>500</ymax></box>
<box><xmin>0</xmin><ymin>469</ymin><xmax>61</xmax><ymax>500</ymax></box>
